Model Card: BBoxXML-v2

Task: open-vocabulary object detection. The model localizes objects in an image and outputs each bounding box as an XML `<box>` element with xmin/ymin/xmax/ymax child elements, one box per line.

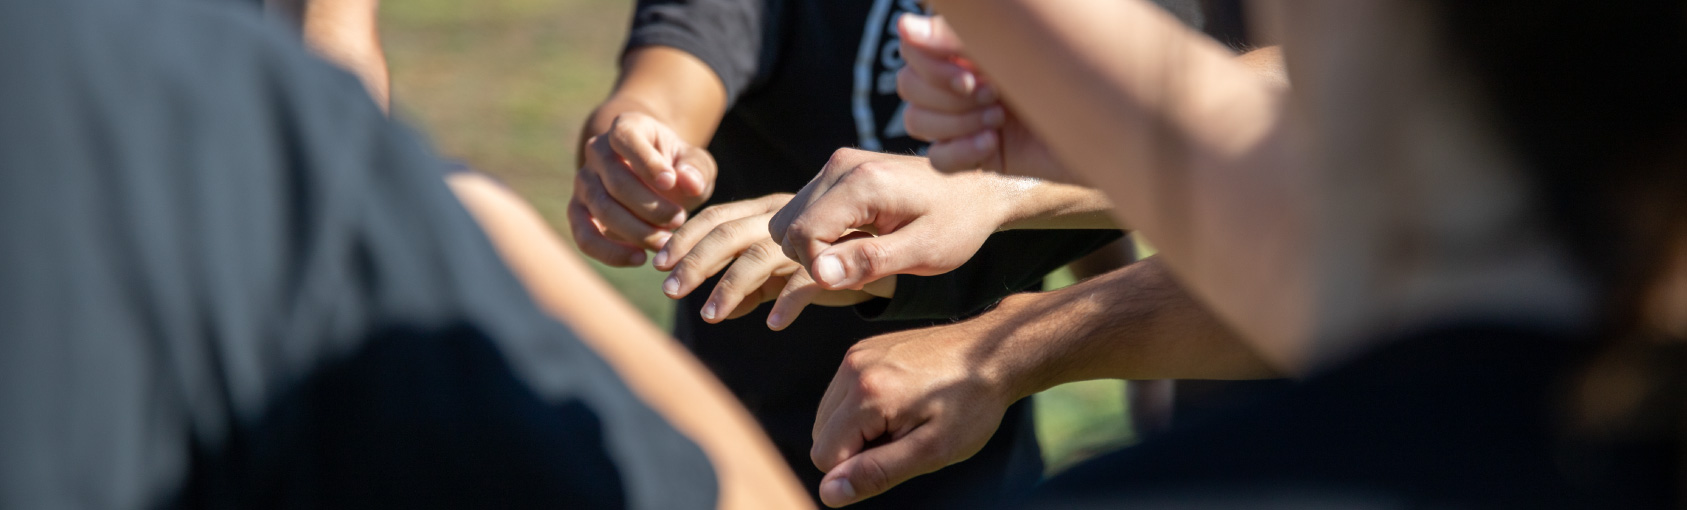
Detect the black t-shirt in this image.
<box><xmin>627</xmin><ymin>0</ymin><xmax>1135</xmax><ymax>506</ymax></box>
<box><xmin>1027</xmin><ymin>324</ymin><xmax>1676</xmax><ymax>509</ymax></box>
<box><xmin>0</xmin><ymin>1</ymin><xmax>713</xmax><ymax>508</ymax></box>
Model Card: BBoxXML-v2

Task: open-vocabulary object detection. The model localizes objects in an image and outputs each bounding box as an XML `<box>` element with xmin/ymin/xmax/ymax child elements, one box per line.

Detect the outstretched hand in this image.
<box><xmin>656</xmin><ymin>193</ymin><xmax>893</xmax><ymax>330</ymax></box>
<box><xmin>768</xmin><ymin>149</ymin><xmax>1014</xmax><ymax>291</ymax></box>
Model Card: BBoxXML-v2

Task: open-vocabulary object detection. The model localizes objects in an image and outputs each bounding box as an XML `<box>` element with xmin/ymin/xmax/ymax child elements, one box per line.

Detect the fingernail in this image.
<box><xmin>900</xmin><ymin>14</ymin><xmax>930</xmax><ymax>42</ymax></box>
<box><xmin>629</xmin><ymin>251</ymin><xmax>647</xmax><ymax>266</ymax></box>
<box><xmin>975</xmin><ymin>84</ymin><xmax>999</xmax><ymax>104</ymax></box>
<box><xmin>678</xmin><ymin>163</ymin><xmax>703</xmax><ymax>192</ymax></box>
<box><xmin>973</xmin><ymin>130</ymin><xmax>998</xmax><ymax>151</ymax></box>
<box><xmin>655</xmin><ymin>170</ymin><xmax>677</xmax><ymax>190</ymax></box>
<box><xmin>815</xmin><ymin>255</ymin><xmax>845</xmax><ymax>286</ymax></box>
<box><xmin>662</xmin><ymin>276</ymin><xmax>680</xmax><ymax>297</ymax></box>
<box><xmin>824</xmin><ymin>478</ymin><xmax>857</xmax><ymax>503</ymax></box>
<box><xmin>766</xmin><ymin>311</ymin><xmax>785</xmax><ymax>330</ymax></box>
<box><xmin>982</xmin><ymin>106</ymin><xmax>1006</xmax><ymax>128</ymax></box>
<box><xmin>701</xmin><ymin>302</ymin><xmax>718</xmax><ymax>320</ymax></box>
<box><xmin>653</xmin><ymin>250</ymin><xmax>670</xmax><ymax>269</ymax></box>
<box><xmin>951</xmin><ymin>73</ymin><xmax>977</xmax><ymax>95</ymax></box>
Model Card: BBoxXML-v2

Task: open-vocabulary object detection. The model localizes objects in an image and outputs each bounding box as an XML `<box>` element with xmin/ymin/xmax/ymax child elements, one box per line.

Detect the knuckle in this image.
<box><xmin>825</xmin><ymin>148</ymin><xmax>864</xmax><ymax>173</ymax></box>
<box><xmin>854</xmin><ymin>369</ymin><xmax>896</xmax><ymax>400</ymax></box>
<box><xmin>741</xmin><ymin>240</ymin><xmax>777</xmax><ymax>263</ymax></box>
<box><xmin>712</xmin><ymin>219</ymin><xmax>747</xmax><ymax>241</ymax></box>
<box><xmin>857</xmin><ymin>241</ymin><xmax>893</xmax><ymax>278</ymax></box>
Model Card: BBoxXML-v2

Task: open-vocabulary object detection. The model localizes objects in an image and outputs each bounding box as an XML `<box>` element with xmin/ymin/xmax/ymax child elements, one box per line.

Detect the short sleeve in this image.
<box><xmin>624</xmin><ymin>0</ymin><xmax>775</xmax><ymax>102</ymax></box>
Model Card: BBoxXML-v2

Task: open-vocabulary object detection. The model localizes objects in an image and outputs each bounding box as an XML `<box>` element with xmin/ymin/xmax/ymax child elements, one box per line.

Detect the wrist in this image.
<box><xmin>954</xmin><ymin>171</ymin><xmax>1037</xmax><ymax>233</ymax></box>
<box><xmin>960</xmin><ymin>292</ymin><xmax>1062</xmax><ymax>404</ymax></box>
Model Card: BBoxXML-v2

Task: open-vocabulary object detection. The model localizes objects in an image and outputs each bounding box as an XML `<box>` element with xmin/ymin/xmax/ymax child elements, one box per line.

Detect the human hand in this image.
<box><xmin>810</xmin><ymin>321</ymin><xmax>1019</xmax><ymax>507</ymax></box>
<box><xmin>656</xmin><ymin>194</ymin><xmax>894</xmax><ymax>330</ymax></box>
<box><xmin>768</xmin><ymin>148</ymin><xmax>1012</xmax><ymax>291</ymax></box>
<box><xmin>897</xmin><ymin>14</ymin><xmax>1072</xmax><ymax>183</ymax></box>
<box><xmin>569</xmin><ymin>111</ymin><xmax>718</xmax><ymax>266</ymax></box>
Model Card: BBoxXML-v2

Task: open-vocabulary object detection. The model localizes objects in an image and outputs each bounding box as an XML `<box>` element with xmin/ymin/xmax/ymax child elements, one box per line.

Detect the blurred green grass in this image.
<box><xmin>380</xmin><ymin>0</ymin><xmax>1131</xmax><ymax>474</ymax></box>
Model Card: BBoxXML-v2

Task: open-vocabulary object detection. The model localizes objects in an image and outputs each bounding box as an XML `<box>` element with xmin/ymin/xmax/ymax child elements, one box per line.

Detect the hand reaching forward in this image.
<box><xmin>768</xmin><ymin>149</ymin><xmax>1016</xmax><ymax>291</ymax></box>
<box><xmin>656</xmin><ymin>193</ymin><xmax>894</xmax><ymax>330</ymax></box>
<box><xmin>809</xmin><ymin>320</ymin><xmax>1017</xmax><ymax>507</ymax></box>
<box><xmin>570</xmin><ymin>111</ymin><xmax>718</xmax><ymax>266</ymax></box>
<box><xmin>897</xmin><ymin>14</ymin><xmax>1072</xmax><ymax>183</ymax></box>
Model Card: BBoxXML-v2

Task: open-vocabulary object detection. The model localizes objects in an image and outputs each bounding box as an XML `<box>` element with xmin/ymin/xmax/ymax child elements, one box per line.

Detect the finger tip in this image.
<box><xmin>898</xmin><ymin>13</ymin><xmax>931</xmax><ymax>43</ymax></box>
<box><xmin>628</xmin><ymin>251</ymin><xmax>648</xmax><ymax>266</ymax></box>
<box><xmin>820</xmin><ymin>478</ymin><xmax>857</xmax><ymax>508</ymax></box>
<box><xmin>814</xmin><ymin>254</ymin><xmax>846</xmax><ymax>287</ymax></box>
<box><xmin>661</xmin><ymin>276</ymin><xmax>681</xmax><ymax>298</ymax></box>
<box><xmin>654</xmin><ymin>170</ymin><xmax>678</xmax><ymax>190</ymax></box>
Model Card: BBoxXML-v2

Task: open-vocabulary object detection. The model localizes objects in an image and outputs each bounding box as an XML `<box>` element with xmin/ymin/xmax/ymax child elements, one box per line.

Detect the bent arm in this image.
<box><xmin>446</xmin><ymin>173</ymin><xmax>813</xmax><ymax>510</ymax></box>
<box><xmin>579</xmin><ymin>47</ymin><xmax>729</xmax><ymax>164</ymax></box>
<box><xmin>924</xmin><ymin>0</ymin><xmax>1312</xmax><ymax>368</ymax></box>
<box><xmin>268</xmin><ymin>0</ymin><xmax>390</xmax><ymax>107</ymax></box>
<box><xmin>969</xmin><ymin>256</ymin><xmax>1284</xmax><ymax>398</ymax></box>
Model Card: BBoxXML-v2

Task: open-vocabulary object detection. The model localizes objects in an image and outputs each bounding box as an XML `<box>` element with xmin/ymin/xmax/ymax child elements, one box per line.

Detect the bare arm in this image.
<box><xmin>447</xmin><ymin>173</ymin><xmax>813</xmax><ymax>510</ymax></box>
<box><xmin>808</xmin><ymin>256</ymin><xmax>1276</xmax><ymax>507</ymax></box>
<box><xmin>267</xmin><ymin>0</ymin><xmax>390</xmax><ymax>108</ymax></box>
<box><xmin>579</xmin><ymin>46</ymin><xmax>728</xmax><ymax>161</ymax></box>
<box><xmin>568</xmin><ymin>46</ymin><xmax>728</xmax><ymax>266</ymax></box>
<box><xmin>918</xmin><ymin>1</ymin><xmax>1312</xmax><ymax>368</ymax></box>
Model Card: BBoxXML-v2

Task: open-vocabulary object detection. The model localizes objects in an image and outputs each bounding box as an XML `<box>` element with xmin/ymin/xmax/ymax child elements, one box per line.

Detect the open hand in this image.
<box><xmin>656</xmin><ymin>194</ymin><xmax>893</xmax><ymax>330</ymax></box>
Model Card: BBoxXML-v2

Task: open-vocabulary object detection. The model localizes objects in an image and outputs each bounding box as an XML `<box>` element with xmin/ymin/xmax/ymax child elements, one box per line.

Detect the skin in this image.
<box><xmin>796</xmin><ymin>9</ymin><xmax>1299</xmax><ymax>507</ymax></box>
<box><xmin>447</xmin><ymin>173</ymin><xmax>814</xmax><ymax>510</ymax></box>
<box><xmin>654</xmin><ymin>193</ymin><xmax>895</xmax><ymax>330</ymax></box>
<box><xmin>768</xmin><ymin>148</ymin><xmax>1117</xmax><ymax>292</ymax></box>
<box><xmin>572</xmin><ymin>47</ymin><xmax>726</xmax><ymax>267</ymax></box>
<box><xmin>899</xmin><ymin>6</ymin><xmax>1311</xmax><ymax>371</ymax></box>
<box><xmin>809</xmin><ymin>257</ymin><xmax>1278</xmax><ymax>506</ymax></box>
<box><xmin>265</xmin><ymin>14</ymin><xmax>813</xmax><ymax>506</ymax></box>
<box><xmin>267</xmin><ymin>0</ymin><xmax>390</xmax><ymax>108</ymax></box>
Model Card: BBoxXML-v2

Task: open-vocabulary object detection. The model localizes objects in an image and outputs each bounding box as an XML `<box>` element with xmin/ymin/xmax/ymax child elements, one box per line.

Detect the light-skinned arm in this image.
<box><xmin>902</xmin><ymin>6</ymin><xmax>1312</xmax><ymax>369</ymax></box>
<box><xmin>447</xmin><ymin>173</ymin><xmax>814</xmax><ymax>510</ymax></box>
<box><xmin>768</xmin><ymin>148</ymin><xmax>1117</xmax><ymax>291</ymax></box>
<box><xmin>570</xmin><ymin>46</ymin><xmax>727</xmax><ymax>266</ymax></box>
<box><xmin>266</xmin><ymin>0</ymin><xmax>390</xmax><ymax>108</ymax></box>
<box><xmin>808</xmin><ymin>256</ymin><xmax>1279</xmax><ymax>507</ymax></box>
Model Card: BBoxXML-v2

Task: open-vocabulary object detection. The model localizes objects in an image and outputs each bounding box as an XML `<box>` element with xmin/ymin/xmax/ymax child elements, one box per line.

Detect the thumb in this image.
<box><xmin>811</xmin><ymin>232</ymin><xmax>926</xmax><ymax>291</ymax></box>
<box><xmin>818</xmin><ymin>427</ymin><xmax>950</xmax><ymax>508</ymax></box>
<box><xmin>899</xmin><ymin>14</ymin><xmax>964</xmax><ymax>56</ymax></box>
<box><xmin>672</xmin><ymin>145</ymin><xmax>717</xmax><ymax>201</ymax></box>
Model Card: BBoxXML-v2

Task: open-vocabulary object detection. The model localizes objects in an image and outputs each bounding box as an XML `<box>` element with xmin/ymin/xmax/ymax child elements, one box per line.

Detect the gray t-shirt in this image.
<box><xmin>0</xmin><ymin>0</ymin><xmax>714</xmax><ymax>508</ymax></box>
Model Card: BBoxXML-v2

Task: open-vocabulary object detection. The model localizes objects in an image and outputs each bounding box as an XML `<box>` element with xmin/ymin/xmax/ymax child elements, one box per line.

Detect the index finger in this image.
<box><xmin>605</xmin><ymin>119</ymin><xmax>679</xmax><ymax>191</ymax></box>
<box><xmin>777</xmin><ymin>182</ymin><xmax>874</xmax><ymax>269</ymax></box>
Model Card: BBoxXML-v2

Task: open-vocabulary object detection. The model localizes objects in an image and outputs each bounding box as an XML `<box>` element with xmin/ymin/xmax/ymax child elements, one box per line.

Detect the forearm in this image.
<box><xmin>927</xmin><ymin>0</ymin><xmax>1312</xmax><ymax>368</ymax></box>
<box><xmin>987</xmin><ymin>175</ymin><xmax>1119</xmax><ymax>230</ymax></box>
<box><xmin>963</xmin><ymin>256</ymin><xmax>1283</xmax><ymax>402</ymax></box>
<box><xmin>578</xmin><ymin>46</ymin><xmax>727</xmax><ymax>165</ymax></box>
<box><xmin>447</xmin><ymin>173</ymin><xmax>811</xmax><ymax>510</ymax></box>
<box><xmin>270</xmin><ymin>0</ymin><xmax>390</xmax><ymax>107</ymax></box>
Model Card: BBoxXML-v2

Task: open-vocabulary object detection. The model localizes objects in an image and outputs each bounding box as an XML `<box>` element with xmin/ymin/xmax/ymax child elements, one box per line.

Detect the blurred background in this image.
<box><xmin>379</xmin><ymin>0</ymin><xmax>1132</xmax><ymax>474</ymax></box>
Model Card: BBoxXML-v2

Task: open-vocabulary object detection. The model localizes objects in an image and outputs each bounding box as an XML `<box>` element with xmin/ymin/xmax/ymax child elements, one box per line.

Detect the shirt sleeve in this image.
<box><xmin>856</xmin><ymin>229</ymin><xmax>1125</xmax><ymax>321</ymax></box>
<box><xmin>624</xmin><ymin>0</ymin><xmax>776</xmax><ymax>103</ymax></box>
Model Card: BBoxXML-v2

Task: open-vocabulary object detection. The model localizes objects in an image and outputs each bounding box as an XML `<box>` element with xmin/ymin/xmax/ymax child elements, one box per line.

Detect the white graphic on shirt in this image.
<box><xmin>852</xmin><ymin>0</ymin><xmax>924</xmax><ymax>151</ymax></box>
